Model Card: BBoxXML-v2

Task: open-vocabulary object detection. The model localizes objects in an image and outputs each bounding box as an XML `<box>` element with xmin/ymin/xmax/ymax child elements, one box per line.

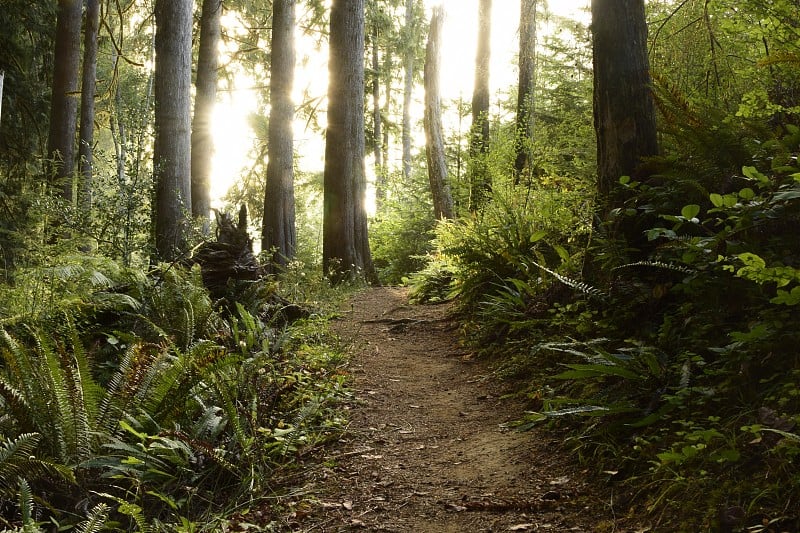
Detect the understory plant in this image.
<box><xmin>410</xmin><ymin>121</ymin><xmax>800</xmax><ymax>528</ymax></box>
<box><xmin>0</xmin><ymin>256</ymin><xmax>350</xmax><ymax>531</ymax></box>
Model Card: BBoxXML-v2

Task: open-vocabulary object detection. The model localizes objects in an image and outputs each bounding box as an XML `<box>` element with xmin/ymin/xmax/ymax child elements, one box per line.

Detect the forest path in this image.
<box><xmin>294</xmin><ymin>286</ymin><xmax>625</xmax><ymax>532</ymax></box>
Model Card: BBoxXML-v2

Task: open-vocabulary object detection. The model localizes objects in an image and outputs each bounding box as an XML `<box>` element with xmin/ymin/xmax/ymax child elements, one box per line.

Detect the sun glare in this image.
<box><xmin>209</xmin><ymin>0</ymin><xmax>592</xmax><ymax>208</ymax></box>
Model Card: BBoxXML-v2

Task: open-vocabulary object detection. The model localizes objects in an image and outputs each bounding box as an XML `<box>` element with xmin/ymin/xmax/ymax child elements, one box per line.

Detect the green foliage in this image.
<box><xmin>410</xmin><ymin>183</ymin><xmax>592</xmax><ymax>348</ymax></box>
<box><xmin>0</xmin><ymin>243</ymin><xmax>350</xmax><ymax>530</ymax></box>
<box><xmin>0</xmin><ymin>253</ymin><xmax>140</xmax><ymax>323</ymax></box>
<box><xmin>0</xmin><ymin>433</ymin><xmax>74</xmax><ymax>500</ymax></box>
<box><xmin>370</xmin><ymin>169</ymin><xmax>437</xmax><ymax>284</ymax></box>
<box><xmin>0</xmin><ymin>324</ymin><xmax>105</xmax><ymax>464</ymax></box>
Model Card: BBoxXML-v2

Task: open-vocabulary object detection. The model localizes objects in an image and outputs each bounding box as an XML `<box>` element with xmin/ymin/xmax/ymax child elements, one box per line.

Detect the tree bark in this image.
<box><xmin>513</xmin><ymin>0</ymin><xmax>537</xmax><ymax>184</ymax></box>
<box><xmin>469</xmin><ymin>0</ymin><xmax>492</xmax><ymax>209</ymax></box>
<box><xmin>591</xmin><ymin>0</ymin><xmax>659</xmax><ymax>210</ymax></box>
<box><xmin>323</xmin><ymin>0</ymin><xmax>377</xmax><ymax>284</ymax></box>
<box><xmin>262</xmin><ymin>0</ymin><xmax>297</xmax><ymax>269</ymax></box>
<box><xmin>191</xmin><ymin>0</ymin><xmax>222</xmax><ymax>232</ymax></box>
<box><xmin>401</xmin><ymin>0</ymin><xmax>414</xmax><ymax>182</ymax></box>
<box><xmin>371</xmin><ymin>21</ymin><xmax>385</xmax><ymax>210</ymax></box>
<box><xmin>47</xmin><ymin>0</ymin><xmax>82</xmax><ymax>201</ymax></box>
<box><xmin>424</xmin><ymin>6</ymin><xmax>454</xmax><ymax>220</ymax></box>
<box><xmin>382</xmin><ymin>48</ymin><xmax>392</xmax><ymax>183</ymax></box>
<box><xmin>78</xmin><ymin>0</ymin><xmax>100</xmax><ymax>211</ymax></box>
<box><xmin>0</xmin><ymin>70</ymin><xmax>5</xmax><ymax>125</ymax></box>
<box><xmin>153</xmin><ymin>0</ymin><xmax>193</xmax><ymax>261</ymax></box>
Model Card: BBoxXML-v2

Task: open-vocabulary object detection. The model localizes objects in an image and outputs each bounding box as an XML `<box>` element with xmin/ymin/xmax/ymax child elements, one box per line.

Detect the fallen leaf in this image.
<box><xmin>508</xmin><ymin>525</ymin><xmax>534</xmax><ymax>531</ymax></box>
<box><xmin>445</xmin><ymin>503</ymin><xmax>467</xmax><ymax>512</ymax></box>
<box><xmin>342</xmin><ymin>500</ymin><xmax>353</xmax><ymax>510</ymax></box>
<box><xmin>320</xmin><ymin>502</ymin><xmax>342</xmax><ymax>509</ymax></box>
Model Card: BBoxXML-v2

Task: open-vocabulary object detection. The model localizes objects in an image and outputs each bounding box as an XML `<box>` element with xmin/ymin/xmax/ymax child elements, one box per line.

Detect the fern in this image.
<box><xmin>0</xmin><ymin>434</ymin><xmax>74</xmax><ymax>499</ymax></box>
<box><xmin>97</xmin><ymin>492</ymin><xmax>152</xmax><ymax>533</ymax></box>
<box><xmin>75</xmin><ymin>503</ymin><xmax>110</xmax><ymax>533</ymax></box>
<box><xmin>0</xmin><ymin>324</ymin><xmax>104</xmax><ymax>464</ymax></box>
<box><xmin>525</xmin><ymin>259</ymin><xmax>607</xmax><ymax>298</ymax></box>
<box><xmin>17</xmin><ymin>477</ymin><xmax>41</xmax><ymax>533</ymax></box>
<box><xmin>611</xmin><ymin>260</ymin><xmax>695</xmax><ymax>275</ymax></box>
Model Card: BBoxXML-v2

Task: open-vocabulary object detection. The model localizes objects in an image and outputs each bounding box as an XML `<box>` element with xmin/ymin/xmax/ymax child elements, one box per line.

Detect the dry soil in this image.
<box><xmin>276</xmin><ymin>286</ymin><xmax>638</xmax><ymax>532</ymax></box>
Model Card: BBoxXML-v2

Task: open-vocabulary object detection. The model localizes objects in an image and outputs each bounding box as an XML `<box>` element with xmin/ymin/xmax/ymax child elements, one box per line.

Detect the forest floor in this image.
<box><xmin>267</xmin><ymin>287</ymin><xmax>645</xmax><ymax>532</ymax></box>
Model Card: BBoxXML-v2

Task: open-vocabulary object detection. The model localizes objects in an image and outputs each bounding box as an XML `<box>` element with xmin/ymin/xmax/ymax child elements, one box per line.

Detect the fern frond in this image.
<box><xmin>525</xmin><ymin>259</ymin><xmax>607</xmax><ymax>298</ymax></box>
<box><xmin>17</xmin><ymin>477</ymin><xmax>39</xmax><ymax>533</ymax></box>
<box><xmin>207</xmin><ymin>371</ymin><xmax>249</xmax><ymax>449</ymax></box>
<box><xmin>0</xmin><ymin>434</ymin><xmax>41</xmax><ymax>496</ymax></box>
<box><xmin>0</xmin><ymin>377</ymin><xmax>35</xmax><ymax>433</ymax></box>
<box><xmin>96</xmin><ymin>492</ymin><xmax>152</xmax><ymax>533</ymax></box>
<box><xmin>75</xmin><ymin>503</ymin><xmax>110</xmax><ymax>533</ymax></box>
<box><xmin>611</xmin><ymin>260</ymin><xmax>695</xmax><ymax>274</ymax></box>
<box><xmin>96</xmin><ymin>343</ymin><xmax>147</xmax><ymax>436</ymax></box>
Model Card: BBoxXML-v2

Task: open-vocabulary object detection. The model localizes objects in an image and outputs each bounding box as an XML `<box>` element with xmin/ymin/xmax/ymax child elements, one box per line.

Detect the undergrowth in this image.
<box><xmin>0</xmin><ymin>255</ymin><xmax>353</xmax><ymax>531</ymax></box>
<box><xmin>409</xmin><ymin>124</ymin><xmax>800</xmax><ymax>530</ymax></box>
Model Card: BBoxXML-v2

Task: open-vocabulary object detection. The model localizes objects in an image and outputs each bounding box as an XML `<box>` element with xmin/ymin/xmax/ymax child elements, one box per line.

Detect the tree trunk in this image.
<box><xmin>382</xmin><ymin>48</ymin><xmax>392</xmax><ymax>182</ymax></box>
<box><xmin>371</xmin><ymin>21</ymin><xmax>386</xmax><ymax>210</ymax></box>
<box><xmin>591</xmin><ymin>0</ymin><xmax>658</xmax><ymax>211</ymax></box>
<box><xmin>153</xmin><ymin>0</ymin><xmax>193</xmax><ymax>262</ymax></box>
<box><xmin>469</xmin><ymin>0</ymin><xmax>492</xmax><ymax>209</ymax></box>
<box><xmin>513</xmin><ymin>0</ymin><xmax>537</xmax><ymax>184</ymax></box>
<box><xmin>0</xmin><ymin>70</ymin><xmax>5</xmax><ymax>125</ymax></box>
<box><xmin>401</xmin><ymin>0</ymin><xmax>414</xmax><ymax>182</ymax></box>
<box><xmin>323</xmin><ymin>0</ymin><xmax>377</xmax><ymax>284</ymax></box>
<box><xmin>47</xmin><ymin>0</ymin><xmax>82</xmax><ymax>201</ymax></box>
<box><xmin>262</xmin><ymin>0</ymin><xmax>297</xmax><ymax>269</ymax></box>
<box><xmin>424</xmin><ymin>6</ymin><xmax>454</xmax><ymax>220</ymax></box>
<box><xmin>78</xmin><ymin>0</ymin><xmax>100</xmax><ymax>211</ymax></box>
<box><xmin>191</xmin><ymin>0</ymin><xmax>222</xmax><ymax>232</ymax></box>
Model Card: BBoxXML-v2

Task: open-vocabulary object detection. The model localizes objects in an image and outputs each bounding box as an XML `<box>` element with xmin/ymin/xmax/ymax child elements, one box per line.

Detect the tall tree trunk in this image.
<box><xmin>591</xmin><ymin>0</ymin><xmax>658</xmax><ymax>211</ymax></box>
<box><xmin>191</xmin><ymin>0</ymin><xmax>222</xmax><ymax>232</ymax></box>
<box><xmin>469</xmin><ymin>0</ymin><xmax>492</xmax><ymax>209</ymax></box>
<box><xmin>78</xmin><ymin>0</ymin><xmax>100</xmax><ymax>211</ymax></box>
<box><xmin>153</xmin><ymin>0</ymin><xmax>193</xmax><ymax>261</ymax></box>
<box><xmin>513</xmin><ymin>0</ymin><xmax>537</xmax><ymax>184</ymax></box>
<box><xmin>401</xmin><ymin>0</ymin><xmax>414</xmax><ymax>182</ymax></box>
<box><xmin>382</xmin><ymin>49</ymin><xmax>392</xmax><ymax>181</ymax></box>
<box><xmin>47</xmin><ymin>0</ymin><xmax>82</xmax><ymax>201</ymax></box>
<box><xmin>262</xmin><ymin>0</ymin><xmax>297</xmax><ymax>269</ymax></box>
<box><xmin>424</xmin><ymin>6</ymin><xmax>454</xmax><ymax>220</ymax></box>
<box><xmin>0</xmin><ymin>70</ymin><xmax>5</xmax><ymax>125</ymax></box>
<box><xmin>323</xmin><ymin>0</ymin><xmax>377</xmax><ymax>284</ymax></box>
<box><xmin>371</xmin><ymin>21</ymin><xmax>386</xmax><ymax>211</ymax></box>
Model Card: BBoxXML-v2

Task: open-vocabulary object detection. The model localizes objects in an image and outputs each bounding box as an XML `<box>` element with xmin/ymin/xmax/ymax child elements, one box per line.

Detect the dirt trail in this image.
<box><xmin>294</xmin><ymin>287</ymin><xmax>626</xmax><ymax>532</ymax></box>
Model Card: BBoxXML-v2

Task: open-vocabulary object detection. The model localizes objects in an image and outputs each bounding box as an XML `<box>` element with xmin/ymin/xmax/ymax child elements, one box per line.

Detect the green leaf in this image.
<box><xmin>770</xmin><ymin>286</ymin><xmax>800</xmax><ymax>306</ymax></box>
<box><xmin>773</xmin><ymin>189</ymin><xmax>800</xmax><ymax>201</ymax></box>
<box><xmin>681</xmin><ymin>204</ymin><xmax>700</xmax><ymax>219</ymax></box>
<box><xmin>723</xmin><ymin>194</ymin><xmax>738</xmax><ymax>207</ymax></box>
<box><xmin>742</xmin><ymin>165</ymin><xmax>769</xmax><ymax>183</ymax></box>
<box><xmin>738</xmin><ymin>187</ymin><xmax>755</xmax><ymax>200</ymax></box>
<box><xmin>529</xmin><ymin>230</ymin><xmax>547</xmax><ymax>243</ymax></box>
<box><xmin>553</xmin><ymin>244</ymin><xmax>570</xmax><ymax>262</ymax></box>
<box><xmin>737</xmin><ymin>252</ymin><xmax>766</xmax><ymax>269</ymax></box>
<box><xmin>709</xmin><ymin>193</ymin><xmax>724</xmax><ymax>207</ymax></box>
<box><xmin>619</xmin><ymin>175</ymin><xmax>631</xmax><ymax>185</ymax></box>
<box><xmin>555</xmin><ymin>363</ymin><xmax>641</xmax><ymax>381</ymax></box>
